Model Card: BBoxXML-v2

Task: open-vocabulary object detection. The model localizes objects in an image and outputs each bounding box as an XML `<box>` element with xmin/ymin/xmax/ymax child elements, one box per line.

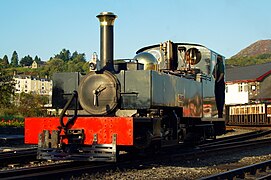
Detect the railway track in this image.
<box><xmin>0</xmin><ymin>161</ymin><xmax>102</xmax><ymax>180</ymax></box>
<box><xmin>197</xmin><ymin>130</ymin><xmax>271</xmax><ymax>151</ymax></box>
<box><xmin>1</xmin><ymin>130</ymin><xmax>271</xmax><ymax>179</ymax></box>
<box><xmin>201</xmin><ymin>159</ymin><xmax>271</xmax><ymax>180</ymax></box>
<box><xmin>199</xmin><ymin>130</ymin><xmax>270</xmax><ymax>148</ymax></box>
<box><xmin>0</xmin><ymin>147</ymin><xmax>37</xmax><ymax>167</ymax></box>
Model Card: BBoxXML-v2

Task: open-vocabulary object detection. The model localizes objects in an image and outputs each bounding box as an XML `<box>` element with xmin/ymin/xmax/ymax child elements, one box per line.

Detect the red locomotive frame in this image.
<box><xmin>25</xmin><ymin>117</ymin><xmax>133</xmax><ymax>146</ymax></box>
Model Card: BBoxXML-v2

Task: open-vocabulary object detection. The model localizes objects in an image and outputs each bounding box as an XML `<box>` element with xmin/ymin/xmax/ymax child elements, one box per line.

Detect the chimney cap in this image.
<box><xmin>97</xmin><ymin>12</ymin><xmax>116</xmax><ymax>16</ymax></box>
<box><xmin>97</xmin><ymin>12</ymin><xmax>117</xmax><ymax>26</ymax></box>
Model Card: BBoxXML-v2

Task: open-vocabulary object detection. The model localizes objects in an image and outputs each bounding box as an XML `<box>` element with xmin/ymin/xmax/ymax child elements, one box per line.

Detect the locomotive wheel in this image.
<box><xmin>148</xmin><ymin>140</ymin><xmax>161</xmax><ymax>154</ymax></box>
<box><xmin>134</xmin><ymin>128</ymin><xmax>153</xmax><ymax>150</ymax></box>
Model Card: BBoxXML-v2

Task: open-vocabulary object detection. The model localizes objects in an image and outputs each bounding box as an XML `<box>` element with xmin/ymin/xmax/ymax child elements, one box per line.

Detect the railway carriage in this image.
<box><xmin>226</xmin><ymin>103</ymin><xmax>271</xmax><ymax>126</ymax></box>
<box><xmin>25</xmin><ymin>12</ymin><xmax>226</xmax><ymax>162</ymax></box>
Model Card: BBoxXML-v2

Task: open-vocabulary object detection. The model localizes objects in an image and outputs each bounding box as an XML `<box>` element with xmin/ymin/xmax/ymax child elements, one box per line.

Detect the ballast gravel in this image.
<box><xmin>73</xmin><ymin>146</ymin><xmax>271</xmax><ymax>180</ymax></box>
<box><xmin>72</xmin><ymin>128</ymin><xmax>271</xmax><ymax>180</ymax></box>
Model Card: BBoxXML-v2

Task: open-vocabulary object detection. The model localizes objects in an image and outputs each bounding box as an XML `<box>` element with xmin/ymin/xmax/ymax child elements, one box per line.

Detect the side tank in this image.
<box><xmin>136</xmin><ymin>41</ymin><xmax>225</xmax><ymax>118</ymax></box>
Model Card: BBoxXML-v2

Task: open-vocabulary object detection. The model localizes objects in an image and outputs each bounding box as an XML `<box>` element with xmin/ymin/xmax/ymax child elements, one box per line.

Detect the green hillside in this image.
<box><xmin>226</xmin><ymin>39</ymin><xmax>271</xmax><ymax>66</ymax></box>
<box><xmin>226</xmin><ymin>53</ymin><xmax>271</xmax><ymax>66</ymax></box>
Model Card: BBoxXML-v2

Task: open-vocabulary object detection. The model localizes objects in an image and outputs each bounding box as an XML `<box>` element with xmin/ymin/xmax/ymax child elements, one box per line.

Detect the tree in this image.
<box><xmin>2</xmin><ymin>55</ymin><xmax>9</xmax><ymax>66</ymax></box>
<box><xmin>20</xmin><ymin>55</ymin><xmax>33</xmax><ymax>66</ymax></box>
<box><xmin>54</xmin><ymin>49</ymin><xmax>71</xmax><ymax>62</ymax></box>
<box><xmin>34</xmin><ymin>55</ymin><xmax>41</xmax><ymax>63</ymax></box>
<box><xmin>82</xmin><ymin>62</ymin><xmax>90</xmax><ymax>73</ymax></box>
<box><xmin>71</xmin><ymin>51</ymin><xmax>86</xmax><ymax>63</ymax></box>
<box><xmin>0</xmin><ymin>70</ymin><xmax>15</xmax><ymax>108</ymax></box>
<box><xmin>17</xmin><ymin>93</ymin><xmax>48</xmax><ymax>117</ymax></box>
<box><xmin>43</xmin><ymin>58</ymin><xmax>66</xmax><ymax>77</ymax></box>
<box><xmin>71</xmin><ymin>51</ymin><xmax>79</xmax><ymax>60</ymax></box>
<box><xmin>66</xmin><ymin>60</ymin><xmax>86</xmax><ymax>72</ymax></box>
<box><xmin>0</xmin><ymin>55</ymin><xmax>9</xmax><ymax>69</ymax></box>
<box><xmin>11</xmin><ymin>51</ymin><xmax>19</xmax><ymax>67</ymax></box>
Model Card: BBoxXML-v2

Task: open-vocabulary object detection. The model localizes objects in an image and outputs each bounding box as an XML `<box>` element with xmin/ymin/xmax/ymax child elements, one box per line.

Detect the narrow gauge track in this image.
<box><xmin>198</xmin><ymin>130</ymin><xmax>271</xmax><ymax>149</ymax></box>
<box><xmin>201</xmin><ymin>159</ymin><xmax>271</xmax><ymax>180</ymax></box>
<box><xmin>0</xmin><ymin>130</ymin><xmax>266</xmax><ymax>164</ymax></box>
<box><xmin>194</xmin><ymin>138</ymin><xmax>271</xmax><ymax>157</ymax></box>
<box><xmin>1</xmin><ymin>131</ymin><xmax>271</xmax><ymax>179</ymax></box>
<box><xmin>0</xmin><ymin>147</ymin><xmax>37</xmax><ymax>167</ymax></box>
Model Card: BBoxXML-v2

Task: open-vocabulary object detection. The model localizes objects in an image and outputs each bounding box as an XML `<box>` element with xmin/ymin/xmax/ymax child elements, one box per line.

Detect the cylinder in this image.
<box><xmin>96</xmin><ymin>12</ymin><xmax>117</xmax><ymax>72</ymax></box>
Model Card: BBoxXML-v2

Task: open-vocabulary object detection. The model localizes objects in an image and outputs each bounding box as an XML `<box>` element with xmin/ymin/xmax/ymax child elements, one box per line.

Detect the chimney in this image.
<box><xmin>96</xmin><ymin>12</ymin><xmax>117</xmax><ymax>72</ymax></box>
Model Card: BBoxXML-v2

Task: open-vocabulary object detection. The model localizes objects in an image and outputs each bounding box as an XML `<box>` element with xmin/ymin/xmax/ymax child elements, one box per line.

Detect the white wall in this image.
<box><xmin>225</xmin><ymin>83</ymin><xmax>249</xmax><ymax>105</ymax></box>
<box><xmin>14</xmin><ymin>76</ymin><xmax>52</xmax><ymax>96</ymax></box>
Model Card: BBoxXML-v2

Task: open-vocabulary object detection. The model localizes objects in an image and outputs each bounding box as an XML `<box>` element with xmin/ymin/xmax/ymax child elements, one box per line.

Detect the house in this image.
<box><xmin>31</xmin><ymin>61</ymin><xmax>38</xmax><ymax>69</ymax></box>
<box><xmin>31</xmin><ymin>61</ymin><xmax>46</xmax><ymax>69</ymax></box>
<box><xmin>13</xmin><ymin>75</ymin><xmax>53</xmax><ymax>105</ymax></box>
<box><xmin>225</xmin><ymin>62</ymin><xmax>271</xmax><ymax>105</ymax></box>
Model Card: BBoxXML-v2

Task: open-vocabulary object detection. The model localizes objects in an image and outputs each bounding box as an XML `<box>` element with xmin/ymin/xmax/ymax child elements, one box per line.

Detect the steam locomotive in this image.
<box><xmin>25</xmin><ymin>12</ymin><xmax>225</xmax><ymax>162</ymax></box>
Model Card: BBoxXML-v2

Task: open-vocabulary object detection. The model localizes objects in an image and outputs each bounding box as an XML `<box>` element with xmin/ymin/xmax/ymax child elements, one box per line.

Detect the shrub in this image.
<box><xmin>0</xmin><ymin>117</ymin><xmax>24</xmax><ymax>127</ymax></box>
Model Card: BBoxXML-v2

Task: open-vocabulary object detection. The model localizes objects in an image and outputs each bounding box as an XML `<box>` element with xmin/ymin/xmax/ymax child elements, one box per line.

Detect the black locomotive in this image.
<box><xmin>25</xmin><ymin>12</ymin><xmax>226</xmax><ymax>162</ymax></box>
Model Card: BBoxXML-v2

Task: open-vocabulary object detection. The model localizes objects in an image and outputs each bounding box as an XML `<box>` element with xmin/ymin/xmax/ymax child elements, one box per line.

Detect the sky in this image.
<box><xmin>0</xmin><ymin>0</ymin><xmax>271</xmax><ymax>62</ymax></box>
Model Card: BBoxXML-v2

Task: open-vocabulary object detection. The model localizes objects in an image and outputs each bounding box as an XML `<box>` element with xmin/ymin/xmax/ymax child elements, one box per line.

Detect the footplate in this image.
<box><xmin>37</xmin><ymin>130</ymin><xmax>117</xmax><ymax>162</ymax></box>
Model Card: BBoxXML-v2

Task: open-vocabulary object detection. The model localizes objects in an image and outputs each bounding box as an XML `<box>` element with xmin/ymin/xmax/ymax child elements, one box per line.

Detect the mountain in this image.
<box><xmin>227</xmin><ymin>39</ymin><xmax>271</xmax><ymax>66</ymax></box>
<box><xmin>231</xmin><ymin>39</ymin><xmax>271</xmax><ymax>58</ymax></box>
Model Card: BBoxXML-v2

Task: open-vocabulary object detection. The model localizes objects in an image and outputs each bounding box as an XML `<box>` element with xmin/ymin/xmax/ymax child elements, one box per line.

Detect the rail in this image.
<box><xmin>201</xmin><ymin>159</ymin><xmax>271</xmax><ymax>180</ymax></box>
<box><xmin>2</xmin><ymin>136</ymin><xmax>271</xmax><ymax>179</ymax></box>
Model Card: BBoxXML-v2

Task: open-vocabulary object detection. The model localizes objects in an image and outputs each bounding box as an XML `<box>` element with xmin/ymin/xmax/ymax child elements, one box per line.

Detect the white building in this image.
<box><xmin>13</xmin><ymin>75</ymin><xmax>53</xmax><ymax>106</ymax></box>
<box><xmin>225</xmin><ymin>82</ymin><xmax>249</xmax><ymax>105</ymax></box>
<box><xmin>225</xmin><ymin>62</ymin><xmax>271</xmax><ymax>105</ymax></box>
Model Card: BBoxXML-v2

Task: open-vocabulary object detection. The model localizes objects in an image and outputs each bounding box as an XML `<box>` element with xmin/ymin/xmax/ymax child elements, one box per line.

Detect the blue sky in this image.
<box><xmin>0</xmin><ymin>0</ymin><xmax>270</xmax><ymax>62</ymax></box>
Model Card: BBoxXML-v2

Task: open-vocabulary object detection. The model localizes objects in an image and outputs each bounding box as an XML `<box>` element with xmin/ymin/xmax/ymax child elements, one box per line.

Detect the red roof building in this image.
<box><xmin>225</xmin><ymin>62</ymin><xmax>271</xmax><ymax>104</ymax></box>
